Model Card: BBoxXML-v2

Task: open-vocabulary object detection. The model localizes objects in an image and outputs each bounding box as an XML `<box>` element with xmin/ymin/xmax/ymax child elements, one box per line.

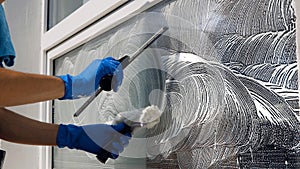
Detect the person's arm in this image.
<box><xmin>0</xmin><ymin>107</ymin><xmax>58</xmax><ymax>145</ymax></box>
<box><xmin>0</xmin><ymin>107</ymin><xmax>131</xmax><ymax>160</ymax></box>
<box><xmin>0</xmin><ymin>57</ymin><xmax>123</xmax><ymax>106</ymax></box>
<box><xmin>0</xmin><ymin>68</ymin><xmax>65</xmax><ymax>107</ymax></box>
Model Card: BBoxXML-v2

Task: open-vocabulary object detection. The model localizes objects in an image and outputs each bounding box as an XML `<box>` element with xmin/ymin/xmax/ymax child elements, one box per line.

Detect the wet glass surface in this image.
<box><xmin>52</xmin><ymin>0</ymin><xmax>299</xmax><ymax>168</ymax></box>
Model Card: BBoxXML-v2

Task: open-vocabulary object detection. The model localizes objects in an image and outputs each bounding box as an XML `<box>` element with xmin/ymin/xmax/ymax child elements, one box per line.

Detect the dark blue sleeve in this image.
<box><xmin>0</xmin><ymin>5</ymin><xmax>15</xmax><ymax>67</ymax></box>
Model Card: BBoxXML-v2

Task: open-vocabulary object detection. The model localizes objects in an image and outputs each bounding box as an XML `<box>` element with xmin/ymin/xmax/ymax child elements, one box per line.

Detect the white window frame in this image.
<box><xmin>40</xmin><ymin>0</ymin><xmax>163</xmax><ymax>168</ymax></box>
<box><xmin>42</xmin><ymin>0</ymin><xmax>129</xmax><ymax>51</ymax></box>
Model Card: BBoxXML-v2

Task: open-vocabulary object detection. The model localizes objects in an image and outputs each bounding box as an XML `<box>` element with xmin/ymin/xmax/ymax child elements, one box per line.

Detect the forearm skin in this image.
<box><xmin>0</xmin><ymin>107</ymin><xmax>59</xmax><ymax>145</ymax></box>
<box><xmin>0</xmin><ymin>68</ymin><xmax>65</xmax><ymax>106</ymax></box>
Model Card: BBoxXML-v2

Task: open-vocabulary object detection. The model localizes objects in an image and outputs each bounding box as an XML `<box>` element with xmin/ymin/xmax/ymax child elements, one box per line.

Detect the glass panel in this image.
<box><xmin>52</xmin><ymin>23</ymin><xmax>158</xmax><ymax>169</ymax></box>
<box><xmin>52</xmin><ymin>0</ymin><xmax>299</xmax><ymax>168</ymax></box>
<box><xmin>48</xmin><ymin>0</ymin><xmax>90</xmax><ymax>29</ymax></box>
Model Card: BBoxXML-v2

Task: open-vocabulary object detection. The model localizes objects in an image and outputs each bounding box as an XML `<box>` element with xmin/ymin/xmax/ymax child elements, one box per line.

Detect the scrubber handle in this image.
<box><xmin>96</xmin><ymin>123</ymin><xmax>132</xmax><ymax>163</ymax></box>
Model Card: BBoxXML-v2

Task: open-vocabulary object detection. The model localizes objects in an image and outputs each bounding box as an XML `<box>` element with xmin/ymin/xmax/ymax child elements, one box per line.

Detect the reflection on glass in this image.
<box><xmin>47</xmin><ymin>0</ymin><xmax>90</xmax><ymax>29</ymax></box>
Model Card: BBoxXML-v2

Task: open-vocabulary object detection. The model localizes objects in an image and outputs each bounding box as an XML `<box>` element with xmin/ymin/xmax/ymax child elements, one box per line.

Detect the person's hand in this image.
<box><xmin>56</xmin><ymin>123</ymin><xmax>131</xmax><ymax>159</ymax></box>
<box><xmin>58</xmin><ymin>57</ymin><xmax>123</xmax><ymax>100</ymax></box>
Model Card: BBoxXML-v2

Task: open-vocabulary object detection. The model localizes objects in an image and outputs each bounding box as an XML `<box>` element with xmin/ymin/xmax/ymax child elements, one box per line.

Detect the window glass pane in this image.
<box><xmin>52</xmin><ymin>18</ymin><xmax>159</xmax><ymax>169</ymax></box>
<box><xmin>51</xmin><ymin>0</ymin><xmax>299</xmax><ymax>168</ymax></box>
<box><xmin>48</xmin><ymin>0</ymin><xmax>90</xmax><ymax>29</ymax></box>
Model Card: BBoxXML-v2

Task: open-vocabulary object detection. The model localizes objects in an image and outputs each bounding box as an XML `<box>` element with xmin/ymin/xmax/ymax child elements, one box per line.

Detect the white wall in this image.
<box><xmin>2</xmin><ymin>0</ymin><xmax>44</xmax><ymax>169</ymax></box>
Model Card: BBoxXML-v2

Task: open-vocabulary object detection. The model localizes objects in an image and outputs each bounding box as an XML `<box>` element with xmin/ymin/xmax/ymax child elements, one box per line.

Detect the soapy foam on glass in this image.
<box><xmin>115</xmin><ymin>105</ymin><xmax>162</xmax><ymax>129</ymax></box>
<box><xmin>139</xmin><ymin>105</ymin><xmax>162</xmax><ymax>129</ymax></box>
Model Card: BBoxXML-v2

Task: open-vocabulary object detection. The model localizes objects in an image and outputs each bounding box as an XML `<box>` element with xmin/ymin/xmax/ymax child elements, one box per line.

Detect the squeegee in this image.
<box><xmin>73</xmin><ymin>27</ymin><xmax>168</xmax><ymax>117</ymax></box>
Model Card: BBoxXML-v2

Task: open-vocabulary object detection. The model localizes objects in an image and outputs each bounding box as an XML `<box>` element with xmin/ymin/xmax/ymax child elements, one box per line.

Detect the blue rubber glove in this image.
<box><xmin>56</xmin><ymin>123</ymin><xmax>131</xmax><ymax>159</ymax></box>
<box><xmin>58</xmin><ymin>57</ymin><xmax>123</xmax><ymax>100</ymax></box>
